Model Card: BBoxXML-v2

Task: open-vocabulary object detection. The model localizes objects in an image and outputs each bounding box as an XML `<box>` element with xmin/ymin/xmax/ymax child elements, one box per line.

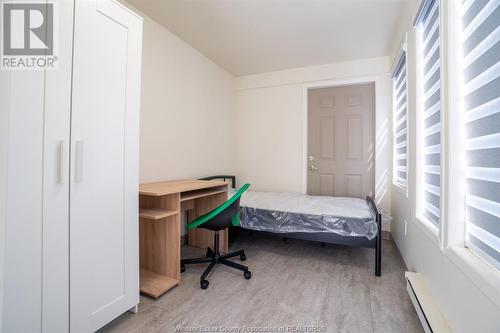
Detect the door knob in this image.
<box><xmin>310</xmin><ymin>165</ymin><xmax>318</xmax><ymax>171</ymax></box>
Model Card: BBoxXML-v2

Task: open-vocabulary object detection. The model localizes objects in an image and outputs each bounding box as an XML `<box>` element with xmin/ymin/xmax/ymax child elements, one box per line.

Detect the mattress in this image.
<box><xmin>233</xmin><ymin>190</ymin><xmax>378</xmax><ymax>240</ymax></box>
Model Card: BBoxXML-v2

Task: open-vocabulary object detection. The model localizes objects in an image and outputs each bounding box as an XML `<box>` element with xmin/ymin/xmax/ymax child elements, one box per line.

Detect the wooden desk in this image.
<box><xmin>138</xmin><ymin>179</ymin><xmax>229</xmax><ymax>298</ymax></box>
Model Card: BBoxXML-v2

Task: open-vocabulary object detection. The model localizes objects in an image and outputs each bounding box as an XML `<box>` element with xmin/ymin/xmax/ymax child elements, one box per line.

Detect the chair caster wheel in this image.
<box><xmin>180</xmin><ymin>264</ymin><xmax>185</xmax><ymax>273</ymax></box>
<box><xmin>206</xmin><ymin>248</ymin><xmax>213</xmax><ymax>258</ymax></box>
<box><xmin>240</xmin><ymin>254</ymin><xmax>246</xmax><ymax>261</ymax></box>
<box><xmin>244</xmin><ymin>270</ymin><xmax>252</xmax><ymax>279</ymax></box>
<box><xmin>200</xmin><ymin>280</ymin><xmax>209</xmax><ymax>289</ymax></box>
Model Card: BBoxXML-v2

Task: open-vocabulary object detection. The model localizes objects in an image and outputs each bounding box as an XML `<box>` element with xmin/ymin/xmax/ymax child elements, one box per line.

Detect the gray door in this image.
<box><xmin>307</xmin><ymin>83</ymin><xmax>375</xmax><ymax>198</ymax></box>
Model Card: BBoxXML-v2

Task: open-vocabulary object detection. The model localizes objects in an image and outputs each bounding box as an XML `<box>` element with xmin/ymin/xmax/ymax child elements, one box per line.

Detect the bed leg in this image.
<box><xmin>375</xmin><ymin>239</ymin><xmax>381</xmax><ymax>276</ymax></box>
<box><xmin>375</xmin><ymin>213</ymin><xmax>382</xmax><ymax>277</ymax></box>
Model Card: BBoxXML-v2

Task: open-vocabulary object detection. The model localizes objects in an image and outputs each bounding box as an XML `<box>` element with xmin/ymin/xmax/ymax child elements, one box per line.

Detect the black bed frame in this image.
<box><xmin>199</xmin><ymin>175</ymin><xmax>382</xmax><ymax>276</ymax></box>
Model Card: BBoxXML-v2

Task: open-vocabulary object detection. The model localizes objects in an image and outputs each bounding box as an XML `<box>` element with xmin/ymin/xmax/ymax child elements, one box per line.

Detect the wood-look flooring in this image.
<box><xmin>99</xmin><ymin>231</ymin><xmax>423</xmax><ymax>333</ymax></box>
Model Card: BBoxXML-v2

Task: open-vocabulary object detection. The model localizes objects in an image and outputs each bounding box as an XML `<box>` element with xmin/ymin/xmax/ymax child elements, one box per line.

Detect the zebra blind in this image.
<box><xmin>463</xmin><ymin>0</ymin><xmax>500</xmax><ymax>270</ymax></box>
<box><xmin>393</xmin><ymin>51</ymin><xmax>408</xmax><ymax>189</ymax></box>
<box><xmin>416</xmin><ymin>0</ymin><xmax>441</xmax><ymax>225</ymax></box>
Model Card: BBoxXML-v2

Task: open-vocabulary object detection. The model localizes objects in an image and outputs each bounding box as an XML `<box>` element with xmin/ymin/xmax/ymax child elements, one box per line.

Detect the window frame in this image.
<box><xmin>414</xmin><ymin>0</ymin><xmax>443</xmax><ymax>240</ymax></box>
<box><xmin>392</xmin><ymin>40</ymin><xmax>409</xmax><ymax>197</ymax></box>
<box><xmin>459</xmin><ymin>0</ymin><xmax>500</xmax><ymax>274</ymax></box>
<box><xmin>443</xmin><ymin>0</ymin><xmax>500</xmax><ymax>309</ymax></box>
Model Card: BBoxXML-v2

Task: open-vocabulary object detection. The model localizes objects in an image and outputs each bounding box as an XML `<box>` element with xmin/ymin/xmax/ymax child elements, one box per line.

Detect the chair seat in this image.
<box><xmin>200</xmin><ymin>225</ymin><xmax>226</xmax><ymax>231</ymax></box>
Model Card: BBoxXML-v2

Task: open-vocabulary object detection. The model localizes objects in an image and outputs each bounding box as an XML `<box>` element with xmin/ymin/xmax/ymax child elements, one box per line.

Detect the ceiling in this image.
<box><xmin>128</xmin><ymin>0</ymin><xmax>413</xmax><ymax>76</ymax></box>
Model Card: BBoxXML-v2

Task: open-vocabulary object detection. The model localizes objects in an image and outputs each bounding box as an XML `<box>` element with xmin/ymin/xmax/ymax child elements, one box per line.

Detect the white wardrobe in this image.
<box><xmin>0</xmin><ymin>1</ymin><xmax>143</xmax><ymax>332</ymax></box>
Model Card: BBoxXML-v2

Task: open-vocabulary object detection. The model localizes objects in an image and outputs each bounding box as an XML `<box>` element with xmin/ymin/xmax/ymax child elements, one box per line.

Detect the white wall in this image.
<box><xmin>235</xmin><ymin>84</ymin><xmax>303</xmax><ymax>193</ymax></box>
<box><xmin>234</xmin><ymin>57</ymin><xmax>393</xmax><ymax>221</ymax></box>
<box><xmin>390</xmin><ymin>1</ymin><xmax>500</xmax><ymax>332</ymax></box>
<box><xmin>138</xmin><ymin>15</ymin><xmax>235</xmax><ymax>183</ymax></box>
<box><xmin>126</xmin><ymin>10</ymin><xmax>237</xmax><ymax>236</ymax></box>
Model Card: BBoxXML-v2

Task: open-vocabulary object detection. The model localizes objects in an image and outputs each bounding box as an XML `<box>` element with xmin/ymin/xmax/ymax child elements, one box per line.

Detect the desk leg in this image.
<box><xmin>187</xmin><ymin>192</ymin><xmax>228</xmax><ymax>253</ymax></box>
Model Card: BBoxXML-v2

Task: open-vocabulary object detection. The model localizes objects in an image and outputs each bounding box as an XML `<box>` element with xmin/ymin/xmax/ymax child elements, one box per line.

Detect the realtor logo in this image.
<box><xmin>1</xmin><ymin>1</ymin><xmax>58</xmax><ymax>70</ymax></box>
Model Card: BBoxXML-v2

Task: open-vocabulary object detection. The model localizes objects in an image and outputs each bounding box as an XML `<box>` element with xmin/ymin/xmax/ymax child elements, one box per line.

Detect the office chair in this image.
<box><xmin>181</xmin><ymin>183</ymin><xmax>251</xmax><ymax>289</ymax></box>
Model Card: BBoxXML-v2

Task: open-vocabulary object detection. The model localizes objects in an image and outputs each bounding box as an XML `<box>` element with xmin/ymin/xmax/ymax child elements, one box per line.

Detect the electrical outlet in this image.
<box><xmin>404</xmin><ymin>219</ymin><xmax>408</xmax><ymax>236</ymax></box>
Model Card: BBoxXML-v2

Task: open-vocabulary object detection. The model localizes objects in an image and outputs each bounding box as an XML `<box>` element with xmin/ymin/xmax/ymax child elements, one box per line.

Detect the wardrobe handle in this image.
<box><xmin>75</xmin><ymin>140</ymin><xmax>84</xmax><ymax>183</ymax></box>
<box><xmin>58</xmin><ymin>140</ymin><xmax>65</xmax><ymax>184</ymax></box>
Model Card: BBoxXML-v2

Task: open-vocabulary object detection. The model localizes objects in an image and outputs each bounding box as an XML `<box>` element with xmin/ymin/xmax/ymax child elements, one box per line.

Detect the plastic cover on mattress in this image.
<box><xmin>233</xmin><ymin>190</ymin><xmax>378</xmax><ymax>240</ymax></box>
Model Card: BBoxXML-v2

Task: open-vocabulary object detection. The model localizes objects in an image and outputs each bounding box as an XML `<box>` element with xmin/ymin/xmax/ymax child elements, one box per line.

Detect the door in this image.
<box><xmin>70</xmin><ymin>1</ymin><xmax>142</xmax><ymax>332</ymax></box>
<box><xmin>307</xmin><ymin>83</ymin><xmax>375</xmax><ymax>198</ymax></box>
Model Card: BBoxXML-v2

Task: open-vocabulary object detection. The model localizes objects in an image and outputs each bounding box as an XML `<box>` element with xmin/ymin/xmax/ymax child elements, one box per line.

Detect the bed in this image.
<box><xmin>200</xmin><ymin>175</ymin><xmax>382</xmax><ymax>276</ymax></box>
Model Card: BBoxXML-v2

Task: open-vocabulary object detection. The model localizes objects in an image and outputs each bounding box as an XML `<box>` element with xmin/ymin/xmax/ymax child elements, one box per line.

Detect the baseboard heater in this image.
<box><xmin>405</xmin><ymin>272</ymin><xmax>452</xmax><ymax>333</ymax></box>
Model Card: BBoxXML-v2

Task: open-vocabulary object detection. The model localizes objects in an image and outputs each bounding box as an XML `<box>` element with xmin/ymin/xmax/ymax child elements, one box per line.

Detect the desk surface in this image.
<box><xmin>139</xmin><ymin>179</ymin><xmax>228</xmax><ymax>196</ymax></box>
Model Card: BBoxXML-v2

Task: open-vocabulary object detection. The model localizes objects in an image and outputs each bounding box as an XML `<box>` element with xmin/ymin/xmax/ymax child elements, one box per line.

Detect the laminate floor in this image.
<box><xmin>99</xmin><ymin>232</ymin><xmax>423</xmax><ymax>333</ymax></box>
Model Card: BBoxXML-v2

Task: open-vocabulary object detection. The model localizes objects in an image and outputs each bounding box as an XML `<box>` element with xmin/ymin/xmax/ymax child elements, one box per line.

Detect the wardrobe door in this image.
<box><xmin>69</xmin><ymin>1</ymin><xmax>142</xmax><ymax>332</ymax></box>
<box><xmin>1</xmin><ymin>2</ymin><xmax>74</xmax><ymax>332</ymax></box>
<box><xmin>42</xmin><ymin>1</ymin><xmax>75</xmax><ymax>331</ymax></box>
<box><xmin>1</xmin><ymin>57</ymin><xmax>46</xmax><ymax>333</ymax></box>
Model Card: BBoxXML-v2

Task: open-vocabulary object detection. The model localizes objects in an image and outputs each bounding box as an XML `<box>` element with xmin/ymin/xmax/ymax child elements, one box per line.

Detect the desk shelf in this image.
<box><xmin>139</xmin><ymin>208</ymin><xmax>179</xmax><ymax>220</ymax></box>
<box><xmin>139</xmin><ymin>192</ymin><xmax>181</xmax><ymax>298</ymax></box>
<box><xmin>180</xmin><ymin>187</ymin><xmax>227</xmax><ymax>202</ymax></box>
<box><xmin>140</xmin><ymin>269</ymin><xmax>179</xmax><ymax>298</ymax></box>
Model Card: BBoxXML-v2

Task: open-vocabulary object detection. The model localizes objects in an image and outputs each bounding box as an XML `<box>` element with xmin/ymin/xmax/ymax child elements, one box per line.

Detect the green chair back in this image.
<box><xmin>187</xmin><ymin>183</ymin><xmax>251</xmax><ymax>230</ymax></box>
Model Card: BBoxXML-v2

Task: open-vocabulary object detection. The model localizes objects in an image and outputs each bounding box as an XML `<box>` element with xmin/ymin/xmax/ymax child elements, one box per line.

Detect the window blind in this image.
<box><xmin>416</xmin><ymin>0</ymin><xmax>441</xmax><ymax>225</ymax></box>
<box><xmin>463</xmin><ymin>0</ymin><xmax>500</xmax><ymax>270</ymax></box>
<box><xmin>393</xmin><ymin>51</ymin><xmax>408</xmax><ymax>189</ymax></box>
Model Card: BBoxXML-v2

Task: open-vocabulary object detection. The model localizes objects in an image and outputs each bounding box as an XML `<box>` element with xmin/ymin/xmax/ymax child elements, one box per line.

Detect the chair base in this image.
<box><xmin>181</xmin><ymin>231</ymin><xmax>251</xmax><ymax>289</ymax></box>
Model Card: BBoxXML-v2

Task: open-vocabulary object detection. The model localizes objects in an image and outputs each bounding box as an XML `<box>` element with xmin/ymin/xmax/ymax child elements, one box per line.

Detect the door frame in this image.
<box><xmin>302</xmin><ymin>75</ymin><xmax>387</xmax><ymax>199</ymax></box>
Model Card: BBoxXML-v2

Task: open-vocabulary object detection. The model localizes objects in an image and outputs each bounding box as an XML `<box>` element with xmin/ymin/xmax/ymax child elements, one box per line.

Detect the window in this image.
<box><xmin>415</xmin><ymin>0</ymin><xmax>442</xmax><ymax>227</ymax></box>
<box><xmin>392</xmin><ymin>49</ymin><xmax>408</xmax><ymax>191</ymax></box>
<box><xmin>462</xmin><ymin>0</ymin><xmax>500</xmax><ymax>271</ymax></box>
